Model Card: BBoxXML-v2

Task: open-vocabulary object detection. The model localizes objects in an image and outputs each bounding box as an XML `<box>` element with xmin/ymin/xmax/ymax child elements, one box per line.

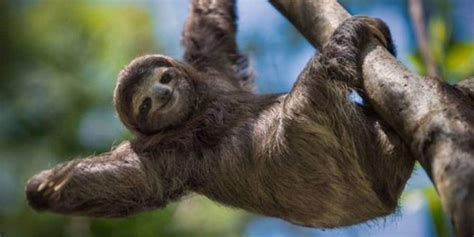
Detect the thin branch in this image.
<box><xmin>408</xmin><ymin>0</ymin><xmax>439</xmax><ymax>77</ymax></box>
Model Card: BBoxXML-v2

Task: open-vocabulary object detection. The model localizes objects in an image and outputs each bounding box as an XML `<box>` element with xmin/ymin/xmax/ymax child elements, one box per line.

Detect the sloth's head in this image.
<box><xmin>114</xmin><ymin>55</ymin><xmax>198</xmax><ymax>135</ymax></box>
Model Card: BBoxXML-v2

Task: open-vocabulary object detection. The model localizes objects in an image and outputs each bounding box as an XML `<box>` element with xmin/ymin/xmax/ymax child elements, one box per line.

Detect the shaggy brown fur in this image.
<box><xmin>26</xmin><ymin>0</ymin><xmax>414</xmax><ymax>227</ymax></box>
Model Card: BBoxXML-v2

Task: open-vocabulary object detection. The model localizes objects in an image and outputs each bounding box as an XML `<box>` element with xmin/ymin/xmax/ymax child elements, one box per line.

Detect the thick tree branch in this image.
<box><xmin>271</xmin><ymin>0</ymin><xmax>350</xmax><ymax>50</ymax></box>
<box><xmin>270</xmin><ymin>0</ymin><xmax>474</xmax><ymax>236</ymax></box>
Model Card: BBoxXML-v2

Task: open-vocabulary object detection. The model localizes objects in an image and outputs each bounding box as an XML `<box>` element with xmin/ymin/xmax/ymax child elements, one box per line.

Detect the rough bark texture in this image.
<box><xmin>269</xmin><ymin>0</ymin><xmax>474</xmax><ymax>236</ymax></box>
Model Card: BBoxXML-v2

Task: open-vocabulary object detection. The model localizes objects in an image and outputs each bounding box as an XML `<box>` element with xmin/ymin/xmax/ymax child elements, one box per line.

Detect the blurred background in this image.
<box><xmin>0</xmin><ymin>0</ymin><xmax>473</xmax><ymax>236</ymax></box>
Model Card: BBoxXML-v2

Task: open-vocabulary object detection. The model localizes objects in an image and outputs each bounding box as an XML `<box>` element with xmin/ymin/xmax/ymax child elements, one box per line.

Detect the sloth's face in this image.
<box><xmin>132</xmin><ymin>65</ymin><xmax>193</xmax><ymax>133</ymax></box>
<box><xmin>114</xmin><ymin>55</ymin><xmax>196</xmax><ymax>135</ymax></box>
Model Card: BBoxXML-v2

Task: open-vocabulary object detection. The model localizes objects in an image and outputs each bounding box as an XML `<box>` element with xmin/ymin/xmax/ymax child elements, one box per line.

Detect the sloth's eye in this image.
<box><xmin>160</xmin><ymin>71</ymin><xmax>173</xmax><ymax>84</ymax></box>
<box><xmin>139</xmin><ymin>97</ymin><xmax>152</xmax><ymax>116</ymax></box>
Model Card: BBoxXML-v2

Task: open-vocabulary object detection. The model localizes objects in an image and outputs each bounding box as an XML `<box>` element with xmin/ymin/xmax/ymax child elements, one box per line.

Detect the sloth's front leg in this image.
<box><xmin>25</xmin><ymin>142</ymin><xmax>176</xmax><ymax>217</ymax></box>
<box><xmin>318</xmin><ymin>16</ymin><xmax>396</xmax><ymax>88</ymax></box>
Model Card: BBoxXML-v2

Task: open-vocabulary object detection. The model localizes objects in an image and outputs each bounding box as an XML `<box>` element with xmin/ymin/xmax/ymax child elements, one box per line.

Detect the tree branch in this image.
<box><xmin>269</xmin><ymin>0</ymin><xmax>474</xmax><ymax>236</ymax></box>
<box><xmin>408</xmin><ymin>0</ymin><xmax>439</xmax><ymax>77</ymax></box>
<box><xmin>270</xmin><ymin>0</ymin><xmax>350</xmax><ymax>50</ymax></box>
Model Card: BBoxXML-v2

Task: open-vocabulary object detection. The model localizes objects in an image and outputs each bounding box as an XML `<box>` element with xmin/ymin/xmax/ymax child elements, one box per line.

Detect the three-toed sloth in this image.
<box><xmin>26</xmin><ymin>0</ymin><xmax>414</xmax><ymax>228</ymax></box>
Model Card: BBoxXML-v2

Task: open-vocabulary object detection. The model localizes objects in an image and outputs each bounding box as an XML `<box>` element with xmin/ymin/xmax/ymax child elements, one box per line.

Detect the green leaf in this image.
<box><xmin>428</xmin><ymin>16</ymin><xmax>448</xmax><ymax>63</ymax></box>
<box><xmin>445</xmin><ymin>42</ymin><xmax>474</xmax><ymax>83</ymax></box>
<box><xmin>423</xmin><ymin>187</ymin><xmax>453</xmax><ymax>237</ymax></box>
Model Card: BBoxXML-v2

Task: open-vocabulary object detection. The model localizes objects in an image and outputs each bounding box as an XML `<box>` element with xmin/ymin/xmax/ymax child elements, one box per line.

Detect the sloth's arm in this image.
<box><xmin>25</xmin><ymin>142</ymin><xmax>179</xmax><ymax>218</ymax></box>
<box><xmin>182</xmin><ymin>0</ymin><xmax>253</xmax><ymax>89</ymax></box>
<box><xmin>317</xmin><ymin>16</ymin><xmax>395</xmax><ymax>88</ymax></box>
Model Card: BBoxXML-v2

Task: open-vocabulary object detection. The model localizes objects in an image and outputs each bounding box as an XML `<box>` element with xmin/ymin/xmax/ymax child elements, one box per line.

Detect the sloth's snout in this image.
<box><xmin>153</xmin><ymin>84</ymin><xmax>172</xmax><ymax>102</ymax></box>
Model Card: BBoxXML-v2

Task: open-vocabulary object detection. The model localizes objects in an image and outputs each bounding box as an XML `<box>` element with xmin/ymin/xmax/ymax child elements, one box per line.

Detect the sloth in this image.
<box><xmin>25</xmin><ymin>0</ymin><xmax>414</xmax><ymax>228</ymax></box>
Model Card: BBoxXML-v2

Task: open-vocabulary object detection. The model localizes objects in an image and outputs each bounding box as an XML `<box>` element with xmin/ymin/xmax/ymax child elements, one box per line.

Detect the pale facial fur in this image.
<box><xmin>128</xmin><ymin>63</ymin><xmax>194</xmax><ymax>133</ymax></box>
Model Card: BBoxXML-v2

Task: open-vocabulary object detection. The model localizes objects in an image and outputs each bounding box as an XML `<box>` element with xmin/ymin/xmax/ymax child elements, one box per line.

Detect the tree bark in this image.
<box><xmin>269</xmin><ymin>0</ymin><xmax>474</xmax><ymax>236</ymax></box>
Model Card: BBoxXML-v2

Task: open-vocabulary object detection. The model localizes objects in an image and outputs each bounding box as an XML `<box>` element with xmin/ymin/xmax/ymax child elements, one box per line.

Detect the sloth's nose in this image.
<box><xmin>153</xmin><ymin>84</ymin><xmax>172</xmax><ymax>102</ymax></box>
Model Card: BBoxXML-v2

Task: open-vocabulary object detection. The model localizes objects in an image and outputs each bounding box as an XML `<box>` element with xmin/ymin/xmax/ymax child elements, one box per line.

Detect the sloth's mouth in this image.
<box><xmin>157</xmin><ymin>90</ymin><xmax>175</xmax><ymax>111</ymax></box>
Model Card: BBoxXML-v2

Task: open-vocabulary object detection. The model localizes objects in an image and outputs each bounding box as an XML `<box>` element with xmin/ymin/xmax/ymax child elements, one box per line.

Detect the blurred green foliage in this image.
<box><xmin>0</xmin><ymin>0</ymin><xmax>154</xmax><ymax>153</ymax></box>
<box><xmin>409</xmin><ymin>16</ymin><xmax>474</xmax><ymax>83</ymax></box>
